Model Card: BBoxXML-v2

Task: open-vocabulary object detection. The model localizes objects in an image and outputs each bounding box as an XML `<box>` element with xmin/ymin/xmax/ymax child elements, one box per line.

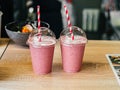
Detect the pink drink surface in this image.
<box><xmin>60</xmin><ymin>36</ymin><xmax>87</xmax><ymax>72</ymax></box>
<box><xmin>30</xmin><ymin>44</ymin><xmax>55</xmax><ymax>75</ymax></box>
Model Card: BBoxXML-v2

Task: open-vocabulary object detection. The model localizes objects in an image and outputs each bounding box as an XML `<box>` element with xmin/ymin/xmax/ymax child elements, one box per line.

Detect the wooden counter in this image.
<box><xmin>0</xmin><ymin>38</ymin><xmax>9</xmax><ymax>59</ymax></box>
<box><xmin>0</xmin><ymin>39</ymin><xmax>120</xmax><ymax>90</ymax></box>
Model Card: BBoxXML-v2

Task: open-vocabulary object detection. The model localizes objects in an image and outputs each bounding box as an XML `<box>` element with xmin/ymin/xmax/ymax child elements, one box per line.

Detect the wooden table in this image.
<box><xmin>0</xmin><ymin>39</ymin><xmax>120</xmax><ymax>90</ymax></box>
<box><xmin>0</xmin><ymin>38</ymin><xmax>9</xmax><ymax>59</ymax></box>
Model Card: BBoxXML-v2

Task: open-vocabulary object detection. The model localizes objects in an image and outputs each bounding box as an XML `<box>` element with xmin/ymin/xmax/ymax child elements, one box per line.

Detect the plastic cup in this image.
<box><xmin>27</xmin><ymin>27</ymin><xmax>56</xmax><ymax>75</ymax></box>
<box><xmin>60</xmin><ymin>26</ymin><xmax>87</xmax><ymax>73</ymax></box>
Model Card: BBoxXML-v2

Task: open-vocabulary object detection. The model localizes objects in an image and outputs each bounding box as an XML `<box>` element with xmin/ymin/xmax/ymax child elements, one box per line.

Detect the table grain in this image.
<box><xmin>0</xmin><ymin>38</ymin><xmax>9</xmax><ymax>59</ymax></box>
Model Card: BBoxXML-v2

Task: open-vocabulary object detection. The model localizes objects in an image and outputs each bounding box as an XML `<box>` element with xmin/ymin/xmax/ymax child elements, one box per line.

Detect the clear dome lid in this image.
<box><xmin>60</xmin><ymin>26</ymin><xmax>87</xmax><ymax>44</ymax></box>
<box><xmin>27</xmin><ymin>27</ymin><xmax>56</xmax><ymax>47</ymax></box>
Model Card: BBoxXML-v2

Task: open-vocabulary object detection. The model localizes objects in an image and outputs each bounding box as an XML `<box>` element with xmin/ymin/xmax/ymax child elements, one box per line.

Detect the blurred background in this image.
<box><xmin>0</xmin><ymin>0</ymin><xmax>120</xmax><ymax>40</ymax></box>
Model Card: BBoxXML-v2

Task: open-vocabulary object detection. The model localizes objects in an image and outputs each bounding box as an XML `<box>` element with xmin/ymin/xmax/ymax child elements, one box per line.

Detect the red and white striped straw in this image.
<box><xmin>64</xmin><ymin>4</ymin><xmax>74</xmax><ymax>40</ymax></box>
<box><xmin>37</xmin><ymin>5</ymin><xmax>41</xmax><ymax>41</ymax></box>
<box><xmin>37</xmin><ymin>5</ymin><xmax>41</xmax><ymax>33</ymax></box>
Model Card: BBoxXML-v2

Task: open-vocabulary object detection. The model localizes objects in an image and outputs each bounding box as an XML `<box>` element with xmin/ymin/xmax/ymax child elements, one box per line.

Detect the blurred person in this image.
<box><xmin>13</xmin><ymin>0</ymin><xmax>27</xmax><ymax>21</ymax></box>
<box><xmin>101</xmin><ymin>0</ymin><xmax>117</xmax><ymax>40</ymax></box>
<box><xmin>32</xmin><ymin>0</ymin><xmax>63</xmax><ymax>39</ymax></box>
<box><xmin>59</xmin><ymin>0</ymin><xmax>76</xmax><ymax>28</ymax></box>
<box><xmin>101</xmin><ymin>0</ymin><xmax>116</xmax><ymax>11</ymax></box>
<box><xmin>0</xmin><ymin>0</ymin><xmax>14</xmax><ymax>37</ymax></box>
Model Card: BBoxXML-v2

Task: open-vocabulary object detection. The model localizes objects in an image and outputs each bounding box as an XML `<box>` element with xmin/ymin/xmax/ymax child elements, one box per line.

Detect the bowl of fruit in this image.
<box><xmin>5</xmin><ymin>21</ymin><xmax>50</xmax><ymax>46</ymax></box>
<box><xmin>5</xmin><ymin>21</ymin><xmax>34</xmax><ymax>46</ymax></box>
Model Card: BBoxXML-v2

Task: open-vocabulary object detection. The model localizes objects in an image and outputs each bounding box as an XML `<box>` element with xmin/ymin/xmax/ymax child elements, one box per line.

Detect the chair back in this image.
<box><xmin>82</xmin><ymin>9</ymin><xmax>99</xmax><ymax>32</ymax></box>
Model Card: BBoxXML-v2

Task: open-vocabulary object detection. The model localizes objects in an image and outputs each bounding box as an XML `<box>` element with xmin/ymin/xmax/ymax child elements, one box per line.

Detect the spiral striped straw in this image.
<box><xmin>64</xmin><ymin>4</ymin><xmax>74</xmax><ymax>40</ymax></box>
<box><xmin>37</xmin><ymin>5</ymin><xmax>41</xmax><ymax>41</ymax></box>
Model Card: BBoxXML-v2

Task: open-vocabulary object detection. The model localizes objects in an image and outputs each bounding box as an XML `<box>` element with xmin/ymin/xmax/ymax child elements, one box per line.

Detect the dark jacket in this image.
<box><xmin>0</xmin><ymin>0</ymin><xmax>14</xmax><ymax>37</ymax></box>
<box><xmin>33</xmin><ymin>0</ymin><xmax>63</xmax><ymax>39</ymax></box>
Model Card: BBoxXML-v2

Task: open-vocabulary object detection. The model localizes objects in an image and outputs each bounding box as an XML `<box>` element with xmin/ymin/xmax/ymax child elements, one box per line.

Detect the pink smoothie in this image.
<box><xmin>28</xmin><ymin>36</ymin><xmax>56</xmax><ymax>75</ymax></box>
<box><xmin>60</xmin><ymin>36</ymin><xmax>87</xmax><ymax>72</ymax></box>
